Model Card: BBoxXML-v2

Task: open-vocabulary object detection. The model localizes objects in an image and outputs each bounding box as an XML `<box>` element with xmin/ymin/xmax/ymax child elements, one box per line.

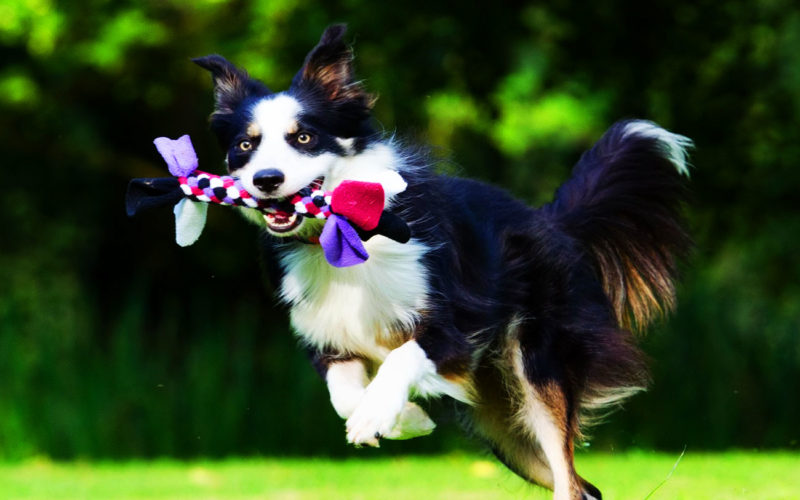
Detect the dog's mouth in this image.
<box><xmin>261</xmin><ymin>177</ymin><xmax>325</xmax><ymax>235</ymax></box>
<box><xmin>263</xmin><ymin>211</ymin><xmax>302</xmax><ymax>233</ymax></box>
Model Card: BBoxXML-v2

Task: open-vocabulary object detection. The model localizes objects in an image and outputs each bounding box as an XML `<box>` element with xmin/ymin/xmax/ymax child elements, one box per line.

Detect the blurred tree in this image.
<box><xmin>0</xmin><ymin>0</ymin><xmax>798</xmax><ymax>459</ymax></box>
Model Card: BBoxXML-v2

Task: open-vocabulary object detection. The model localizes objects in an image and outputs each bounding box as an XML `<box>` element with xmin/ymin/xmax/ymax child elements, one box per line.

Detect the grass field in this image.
<box><xmin>1</xmin><ymin>451</ymin><xmax>798</xmax><ymax>499</ymax></box>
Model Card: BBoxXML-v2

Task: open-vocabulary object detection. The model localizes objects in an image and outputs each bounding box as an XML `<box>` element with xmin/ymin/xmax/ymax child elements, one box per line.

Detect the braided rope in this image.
<box><xmin>178</xmin><ymin>170</ymin><xmax>331</xmax><ymax>219</ymax></box>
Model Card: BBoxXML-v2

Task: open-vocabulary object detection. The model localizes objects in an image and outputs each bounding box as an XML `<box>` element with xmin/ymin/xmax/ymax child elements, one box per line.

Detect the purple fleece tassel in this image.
<box><xmin>319</xmin><ymin>214</ymin><xmax>369</xmax><ymax>267</ymax></box>
<box><xmin>154</xmin><ymin>135</ymin><xmax>198</xmax><ymax>177</ymax></box>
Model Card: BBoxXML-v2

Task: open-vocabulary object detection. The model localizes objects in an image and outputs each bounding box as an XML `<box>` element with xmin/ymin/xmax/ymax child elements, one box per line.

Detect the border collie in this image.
<box><xmin>193</xmin><ymin>24</ymin><xmax>691</xmax><ymax>500</ymax></box>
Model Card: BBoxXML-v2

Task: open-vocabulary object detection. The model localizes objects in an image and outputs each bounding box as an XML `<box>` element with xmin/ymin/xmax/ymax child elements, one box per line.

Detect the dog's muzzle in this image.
<box><xmin>252</xmin><ymin>168</ymin><xmax>285</xmax><ymax>194</ymax></box>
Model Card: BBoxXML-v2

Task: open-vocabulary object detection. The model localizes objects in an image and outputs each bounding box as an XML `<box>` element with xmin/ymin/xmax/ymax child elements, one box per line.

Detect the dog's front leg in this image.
<box><xmin>326</xmin><ymin>359</ymin><xmax>369</xmax><ymax>419</ymax></box>
<box><xmin>345</xmin><ymin>340</ymin><xmax>438</xmax><ymax>447</ymax></box>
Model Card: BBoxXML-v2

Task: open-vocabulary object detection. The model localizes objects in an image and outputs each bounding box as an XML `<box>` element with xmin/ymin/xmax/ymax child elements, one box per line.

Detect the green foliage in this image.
<box><xmin>1</xmin><ymin>0</ymin><xmax>799</xmax><ymax>459</ymax></box>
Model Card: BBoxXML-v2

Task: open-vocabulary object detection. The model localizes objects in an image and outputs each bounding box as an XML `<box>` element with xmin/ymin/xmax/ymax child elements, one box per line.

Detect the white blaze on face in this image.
<box><xmin>237</xmin><ymin>93</ymin><xmax>338</xmax><ymax>198</ymax></box>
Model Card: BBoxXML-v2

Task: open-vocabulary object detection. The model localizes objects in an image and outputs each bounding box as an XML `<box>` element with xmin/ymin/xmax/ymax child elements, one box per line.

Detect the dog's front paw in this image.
<box><xmin>345</xmin><ymin>388</ymin><xmax>406</xmax><ymax>447</ymax></box>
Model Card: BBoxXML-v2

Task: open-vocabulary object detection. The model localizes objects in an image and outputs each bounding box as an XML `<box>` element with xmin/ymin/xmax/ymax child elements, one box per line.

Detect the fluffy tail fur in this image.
<box><xmin>547</xmin><ymin>120</ymin><xmax>693</xmax><ymax>331</ymax></box>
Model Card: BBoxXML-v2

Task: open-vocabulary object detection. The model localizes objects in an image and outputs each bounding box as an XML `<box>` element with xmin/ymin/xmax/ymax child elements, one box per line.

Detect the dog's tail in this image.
<box><xmin>545</xmin><ymin>120</ymin><xmax>692</xmax><ymax>331</ymax></box>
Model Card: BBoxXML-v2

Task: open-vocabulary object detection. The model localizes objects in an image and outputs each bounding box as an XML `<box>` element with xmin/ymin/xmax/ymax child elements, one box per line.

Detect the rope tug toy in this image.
<box><xmin>126</xmin><ymin>135</ymin><xmax>410</xmax><ymax>267</ymax></box>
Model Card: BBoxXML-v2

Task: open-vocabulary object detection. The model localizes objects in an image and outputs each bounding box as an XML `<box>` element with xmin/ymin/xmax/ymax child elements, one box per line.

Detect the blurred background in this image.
<box><xmin>1</xmin><ymin>0</ymin><xmax>798</xmax><ymax>461</ymax></box>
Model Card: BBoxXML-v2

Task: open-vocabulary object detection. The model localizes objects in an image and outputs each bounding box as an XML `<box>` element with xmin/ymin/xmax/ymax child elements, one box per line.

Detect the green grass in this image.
<box><xmin>0</xmin><ymin>451</ymin><xmax>797</xmax><ymax>499</ymax></box>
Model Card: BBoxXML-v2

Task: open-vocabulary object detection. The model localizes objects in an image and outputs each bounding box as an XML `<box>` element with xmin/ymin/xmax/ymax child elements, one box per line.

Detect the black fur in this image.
<box><xmin>194</xmin><ymin>25</ymin><xmax>691</xmax><ymax>500</ymax></box>
<box><xmin>547</xmin><ymin>123</ymin><xmax>692</xmax><ymax>330</ymax></box>
<box><xmin>192</xmin><ymin>55</ymin><xmax>272</xmax><ymax>149</ymax></box>
<box><xmin>289</xmin><ymin>23</ymin><xmax>375</xmax><ymax>141</ymax></box>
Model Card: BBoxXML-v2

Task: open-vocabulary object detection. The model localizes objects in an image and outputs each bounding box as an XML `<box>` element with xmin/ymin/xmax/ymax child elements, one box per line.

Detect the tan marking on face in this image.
<box><xmin>246</xmin><ymin>122</ymin><xmax>261</xmax><ymax>138</ymax></box>
<box><xmin>286</xmin><ymin>120</ymin><xmax>299</xmax><ymax>135</ymax></box>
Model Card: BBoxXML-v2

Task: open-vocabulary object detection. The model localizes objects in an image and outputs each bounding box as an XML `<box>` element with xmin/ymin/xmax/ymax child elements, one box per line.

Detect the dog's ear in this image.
<box><xmin>193</xmin><ymin>55</ymin><xmax>269</xmax><ymax>115</ymax></box>
<box><xmin>294</xmin><ymin>24</ymin><xmax>375</xmax><ymax>107</ymax></box>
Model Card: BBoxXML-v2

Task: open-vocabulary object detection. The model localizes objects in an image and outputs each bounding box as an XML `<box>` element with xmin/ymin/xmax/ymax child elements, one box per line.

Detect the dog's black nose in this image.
<box><xmin>252</xmin><ymin>169</ymin><xmax>285</xmax><ymax>192</ymax></box>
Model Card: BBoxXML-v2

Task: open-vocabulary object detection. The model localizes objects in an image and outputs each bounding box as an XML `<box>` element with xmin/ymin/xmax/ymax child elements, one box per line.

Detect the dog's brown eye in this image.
<box><xmin>297</xmin><ymin>133</ymin><xmax>313</xmax><ymax>145</ymax></box>
<box><xmin>238</xmin><ymin>140</ymin><xmax>253</xmax><ymax>151</ymax></box>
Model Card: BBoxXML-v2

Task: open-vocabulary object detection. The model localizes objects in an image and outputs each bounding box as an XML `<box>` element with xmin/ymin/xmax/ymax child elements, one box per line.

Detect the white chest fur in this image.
<box><xmin>279</xmin><ymin>236</ymin><xmax>430</xmax><ymax>361</ymax></box>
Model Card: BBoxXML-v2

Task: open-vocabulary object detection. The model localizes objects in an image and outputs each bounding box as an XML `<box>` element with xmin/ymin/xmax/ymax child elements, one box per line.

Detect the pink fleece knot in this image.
<box><xmin>330</xmin><ymin>180</ymin><xmax>385</xmax><ymax>231</ymax></box>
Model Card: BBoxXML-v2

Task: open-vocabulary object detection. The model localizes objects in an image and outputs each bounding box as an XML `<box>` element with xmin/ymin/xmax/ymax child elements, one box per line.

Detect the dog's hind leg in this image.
<box><xmin>471</xmin><ymin>358</ymin><xmax>556</xmax><ymax>491</ymax></box>
<box><xmin>508</xmin><ymin>338</ymin><xmax>602</xmax><ymax>500</ymax></box>
<box><xmin>474</xmin><ymin>412</ymin><xmax>556</xmax><ymax>490</ymax></box>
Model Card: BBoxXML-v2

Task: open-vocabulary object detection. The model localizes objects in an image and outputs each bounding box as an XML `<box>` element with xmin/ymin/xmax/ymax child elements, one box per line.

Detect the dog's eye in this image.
<box><xmin>238</xmin><ymin>140</ymin><xmax>253</xmax><ymax>151</ymax></box>
<box><xmin>297</xmin><ymin>133</ymin><xmax>313</xmax><ymax>145</ymax></box>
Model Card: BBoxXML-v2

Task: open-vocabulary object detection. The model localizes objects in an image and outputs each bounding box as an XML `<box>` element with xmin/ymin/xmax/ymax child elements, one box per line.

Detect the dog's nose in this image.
<box><xmin>252</xmin><ymin>169</ymin><xmax>285</xmax><ymax>193</ymax></box>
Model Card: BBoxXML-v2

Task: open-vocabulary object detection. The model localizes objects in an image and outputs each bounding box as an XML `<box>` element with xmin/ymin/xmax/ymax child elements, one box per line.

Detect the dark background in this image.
<box><xmin>1</xmin><ymin>0</ymin><xmax>799</xmax><ymax>459</ymax></box>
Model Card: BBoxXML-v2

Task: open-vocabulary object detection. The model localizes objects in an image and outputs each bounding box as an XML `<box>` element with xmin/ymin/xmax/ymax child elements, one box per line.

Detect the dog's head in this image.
<box><xmin>194</xmin><ymin>25</ymin><xmax>383</xmax><ymax>235</ymax></box>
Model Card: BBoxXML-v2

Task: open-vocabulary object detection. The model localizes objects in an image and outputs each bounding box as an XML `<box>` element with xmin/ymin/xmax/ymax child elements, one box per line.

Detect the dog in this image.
<box><xmin>193</xmin><ymin>24</ymin><xmax>691</xmax><ymax>500</ymax></box>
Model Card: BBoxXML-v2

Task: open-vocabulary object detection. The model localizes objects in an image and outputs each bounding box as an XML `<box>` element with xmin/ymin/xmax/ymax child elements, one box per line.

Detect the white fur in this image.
<box><xmin>239</xmin><ymin>96</ymin><xmax>409</xmax><ymax>241</ymax></box>
<box><xmin>335</xmin><ymin>137</ymin><xmax>355</xmax><ymax>155</ymax></box>
<box><xmin>326</xmin><ymin>359</ymin><xmax>369</xmax><ymax>419</ymax></box>
<box><xmin>528</xmin><ymin>403</ymin><xmax>572</xmax><ymax>500</ymax></box>
<box><xmin>326</xmin><ymin>358</ymin><xmax>437</xmax><ymax>443</ymax></box>
<box><xmin>510</xmin><ymin>343</ymin><xmax>575</xmax><ymax>500</ymax></box>
<box><xmin>326</xmin><ymin>142</ymin><xmax>408</xmax><ymax>201</ymax></box>
<box><xmin>622</xmin><ymin>120</ymin><xmax>693</xmax><ymax>177</ymax></box>
<box><xmin>238</xmin><ymin>94</ymin><xmax>340</xmax><ymax>197</ymax></box>
<box><xmin>345</xmin><ymin>340</ymin><xmax>452</xmax><ymax>445</ymax></box>
<box><xmin>245</xmin><ymin>112</ymin><xmax>467</xmax><ymax>443</ymax></box>
<box><xmin>280</xmin><ymin>236</ymin><xmax>429</xmax><ymax>361</ymax></box>
<box><xmin>276</xmin><ymin>138</ymin><xmax>423</xmax><ymax>359</ymax></box>
<box><xmin>271</xmin><ymin>135</ymin><xmax>475</xmax><ymax>444</ymax></box>
<box><xmin>239</xmin><ymin>95</ymin><xmax>408</xmax><ymax>201</ymax></box>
